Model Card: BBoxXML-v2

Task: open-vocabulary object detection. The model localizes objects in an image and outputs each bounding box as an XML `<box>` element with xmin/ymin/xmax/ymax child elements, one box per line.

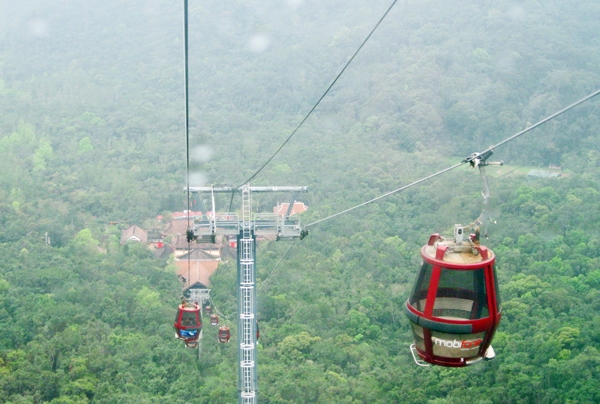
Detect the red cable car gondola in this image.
<box><xmin>205</xmin><ymin>305</ymin><xmax>212</xmax><ymax>314</ymax></box>
<box><xmin>174</xmin><ymin>301</ymin><xmax>202</xmax><ymax>345</ymax></box>
<box><xmin>405</xmin><ymin>227</ymin><xmax>501</xmax><ymax>367</ymax></box>
<box><xmin>210</xmin><ymin>314</ymin><xmax>219</xmax><ymax>326</ymax></box>
<box><xmin>218</xmin><ymin>326</ymin><xmax>231</xmax><ymax>343</ymax></box>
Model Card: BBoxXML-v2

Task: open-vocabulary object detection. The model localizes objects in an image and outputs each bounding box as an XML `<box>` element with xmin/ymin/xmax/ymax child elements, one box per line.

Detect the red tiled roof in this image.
<box><xmin>163</xmin><ymin>220</ymin><xmax>190</xmax><ymax>237</ymax></box>
<box><xmin>153</xmin><ymin>244</ymin><xmax>175</xmax><ymax>258</ymax></box>
<box><xmin>175</xmin><ymin>259</ymin><xmax>219</xmax><ymax>288</ymax></box>
<box><xmin>120</xmin><ymin>225</ymin><xmax>148</xmax><ymax>244</ymax></box>
<box><xmin>273</xmin><ymin>202</ymin><xmax>308</xmax><ymax>216</ymax></box>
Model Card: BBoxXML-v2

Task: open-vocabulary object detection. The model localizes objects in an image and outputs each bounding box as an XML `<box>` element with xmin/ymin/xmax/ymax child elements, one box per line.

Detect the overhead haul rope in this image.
<box><xmin>237</xmin><ymin>0</ymin><xmax>400</xmax><ymax>187</ymax></box>
<box><xmin>227</xmin><ymin>189</ymin><xmax>236</xmax><ymax>221</ymax></box>
<box><xmin>255</xmin><ymin>89</ymin><xmax>600</xmax><ymax>292</ymax></box>
<box><xmin>257</xmin><ymin>240</ymin><xmax>296</xmax><ymax>295</ymax></box>
<box><xmin>305</xmin><ymin>88</ymin><xmax>600</xmax><ymax>228</ymax></box>
<box><xmin>208</xmin><ymin>297</ymin><xmax>232</xmax><ymax>321</ymax></box>
<box><xmin>183</xmin><ymin>0</ymin><xmax>193</xmax><ymax>291</ymax></box>
<box><xmin>306</xmin><ymin>162</ymin><xmax>463</xmax><ymax>227</ymax></box>
<box><xmin>468</xmin><ymin>88</ymin><xmax>600</xmax><ymax>160</ymax></box>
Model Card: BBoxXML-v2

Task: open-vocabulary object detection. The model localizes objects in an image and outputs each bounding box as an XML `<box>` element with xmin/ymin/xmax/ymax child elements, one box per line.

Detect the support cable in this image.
<box><xmin>227</xmin><ymin>189</ymin><xmax>236</xmax><ymax>218</ymax></box>
<box><xmin>246</xmin><ymin>90</ymin><xmax>600</xmax><ymax>296</ymax></box>
<box><xmin>240</xmin><ymin>91</ymin><xmax>600</xmax><ymax>304</ymax></box>
<box><xmin>183</xmin><ymin>0</ymin><xmax>192</xmax><ymax>290</ymax></box>
<box><xmin>237</xmin><ymin>0</ymin><xmax>400</xmax><ymax>187</ymax></box>
<box><xmin>209</xmin><ymin>298</ymin><xmax>231</xmax><ymax>321</ymax></box>
<box><xmin>257</xmin><ymin>240</ymin><xmax>296</xmax><ymax>295</ymax></box>
<box><xmin>485</xmin><ymin>88</ymin><xmax>600</xmax><ymax>154</ymax></box>
<box><xmin>306</xmin><ymin>162</ymin><xmax>464</xmax><ymax>227</ymax></box>
<box><xmin>306</xmin><ymin>88</ymin><xmax>600</xmax><ymax>228</ymax></box>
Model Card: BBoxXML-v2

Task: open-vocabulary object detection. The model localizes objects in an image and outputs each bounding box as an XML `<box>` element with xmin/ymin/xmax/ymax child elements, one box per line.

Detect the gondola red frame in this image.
<box><xmin>218</xmin><ymin>326</ymin><xmax>231</xmax><ymax>343</ymax></box>
<box><xmin>174</xmin><ymin>302</ymin><xmax>202</xmax><ymax>343</ymax></box>
<box><xmin>405</xmin><ymin>233</ymin><xmax>502</xmax><ymax>367</ymax></box>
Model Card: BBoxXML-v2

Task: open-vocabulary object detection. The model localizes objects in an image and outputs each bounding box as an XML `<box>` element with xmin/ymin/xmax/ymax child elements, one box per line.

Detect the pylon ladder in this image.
<box><xmin>238</xmin><ymin>184</ymin><xmax>257</xmax><ymax>403</ymax></box>
<box><xmin>186</xmin><ymin>184</ymin><xmax>307</xmax><ymax>403</ymax></box>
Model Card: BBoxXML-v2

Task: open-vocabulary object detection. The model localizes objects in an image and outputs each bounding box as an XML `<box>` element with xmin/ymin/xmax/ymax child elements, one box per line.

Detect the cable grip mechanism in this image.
<box><xmin>462</xmin><ymin>149</ymin><xmax>503</xmax><ymax>167</ymax></box>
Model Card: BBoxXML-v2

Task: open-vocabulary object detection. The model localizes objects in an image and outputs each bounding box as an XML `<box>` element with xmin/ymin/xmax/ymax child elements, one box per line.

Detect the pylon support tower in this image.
<box><xmin>187</xmin><ymin>184</ymin><xmax>308</xmax><ymax>403</ymax></box>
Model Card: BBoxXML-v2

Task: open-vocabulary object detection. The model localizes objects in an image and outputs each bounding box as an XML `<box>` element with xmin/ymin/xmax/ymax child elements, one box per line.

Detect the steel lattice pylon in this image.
<box><xmin>238</xmin><ymin>185</ymin><xmax>257</xmax><ymax>402</ymax></box>
<box><xmin>187</xmin><ymin>184</ymin><xmax>307</xmax><ymax>403</ymax></box>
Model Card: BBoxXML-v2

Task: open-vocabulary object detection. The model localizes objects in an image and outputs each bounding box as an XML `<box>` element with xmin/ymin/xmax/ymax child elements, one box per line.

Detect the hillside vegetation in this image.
<box><xmin>1</xmin><ymin>0</ymin><xmax>600</xmax><ymax>403</ymax></box>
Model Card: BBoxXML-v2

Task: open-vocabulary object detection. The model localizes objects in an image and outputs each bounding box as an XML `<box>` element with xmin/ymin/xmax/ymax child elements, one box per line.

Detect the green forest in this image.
<box><xmin>1</xmin><ymin>0</ymin><xmax>600</xmax><ymax>402</ymax></box>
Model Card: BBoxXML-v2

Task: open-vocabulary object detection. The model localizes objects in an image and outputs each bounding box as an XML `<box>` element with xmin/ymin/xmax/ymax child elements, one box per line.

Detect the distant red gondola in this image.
<box><xmin>218</xmin><ymin>326</ymin><xmax>231</xmax><ymax>343</ymax></box>
<box><xmin>204</xmin><ymin>305</ymin><xmax>212</xmax><ymax>314</ymax></box>
<box><xmin>174</xmin><ymin>301</ymin><xmax>202</xmax><ymax>345</ymax></box>
<box><xmin>405</xmin><ymin>228</ymin><xmax>501</xmax><ymax>367</ymax></box>
<box><xmin>210</xmin><ymin>314</ymin><xmax>219</xmax><ymax>326</ymax></box>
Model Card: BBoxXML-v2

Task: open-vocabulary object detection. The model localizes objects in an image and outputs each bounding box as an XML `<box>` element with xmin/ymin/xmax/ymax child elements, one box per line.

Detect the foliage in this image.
<box><xmin>1</xmin><ymin>0</ymin><xmax>600</xmax><ymax>402</ymax></box>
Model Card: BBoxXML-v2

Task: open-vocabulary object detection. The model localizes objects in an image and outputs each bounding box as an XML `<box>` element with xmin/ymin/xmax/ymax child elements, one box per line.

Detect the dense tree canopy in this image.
<box><xmin>1</xmin><ymin>0</ymin><xmax>600</xmax><ymax>402</ymax></box>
